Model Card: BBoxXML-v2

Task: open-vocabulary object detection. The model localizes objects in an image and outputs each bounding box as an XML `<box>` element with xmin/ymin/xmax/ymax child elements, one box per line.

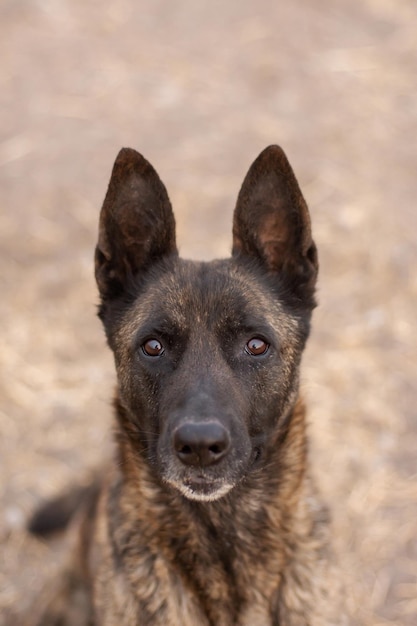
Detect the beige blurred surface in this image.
<box><xmin>1</xmin><ymin>1</ymin><xmax>416</xmax><ymax>624</ymax></box>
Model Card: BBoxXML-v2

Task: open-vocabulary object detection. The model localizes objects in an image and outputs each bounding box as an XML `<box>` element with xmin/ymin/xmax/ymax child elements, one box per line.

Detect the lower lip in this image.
<box><xmin>180</xmin><ymin>480</ymin><xmax>233</xmax><ymax>502</ymax></box>
<box><xmin>183</xmin><ymin>477</ymin><xmax>215</xmax><ymax>492</ymax></box>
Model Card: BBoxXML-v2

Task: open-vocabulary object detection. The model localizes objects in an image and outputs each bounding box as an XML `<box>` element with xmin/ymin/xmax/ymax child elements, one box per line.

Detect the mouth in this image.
<box><xmin>159</xmin><ymin>442</ymin><xmax>262</xmax><ymax>502</ymax></box>
<box><xmin>169</xmin><ymin>475</ymin><xmax>234</xmax><ymax>502</ymax></box>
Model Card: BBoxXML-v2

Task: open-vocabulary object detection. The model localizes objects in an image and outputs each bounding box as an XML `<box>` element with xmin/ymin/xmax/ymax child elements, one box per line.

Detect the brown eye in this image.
<box><xmin>142</xmin><ymin>339</ymin><xmax>164</xmax><ymax>357</ymax></box>
<box><xmin>245</xmin><ymin>337</ymin><xmax>269</xmax><ymax>356</ymax></box>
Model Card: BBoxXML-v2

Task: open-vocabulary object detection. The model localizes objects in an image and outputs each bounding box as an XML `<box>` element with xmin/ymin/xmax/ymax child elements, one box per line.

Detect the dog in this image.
<box><xmin>27</xmin><ymin>145</ymin><xmax>344</xmax><ymax>626</ymax></box>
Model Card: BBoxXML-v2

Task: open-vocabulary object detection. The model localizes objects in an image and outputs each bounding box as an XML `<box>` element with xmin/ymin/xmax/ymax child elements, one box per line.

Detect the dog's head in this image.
<box><xmin>95</xmin><ymin>146</ymin><xmax>318</xmax><ymax>501</ymax></box>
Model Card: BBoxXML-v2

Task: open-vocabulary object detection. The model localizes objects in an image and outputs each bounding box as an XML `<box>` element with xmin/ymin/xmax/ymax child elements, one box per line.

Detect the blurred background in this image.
<box><xmin>0</xmin><ymin>1</ymin><xmax>416</xmax><ymax>624</ymax></box>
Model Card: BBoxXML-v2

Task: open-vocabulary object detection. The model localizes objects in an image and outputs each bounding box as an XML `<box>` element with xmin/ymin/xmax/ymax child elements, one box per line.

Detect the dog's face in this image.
<box><xmin>95</xmin><ymin>146</ymin><xmax>318</xmax><ymax>501</ymax></box>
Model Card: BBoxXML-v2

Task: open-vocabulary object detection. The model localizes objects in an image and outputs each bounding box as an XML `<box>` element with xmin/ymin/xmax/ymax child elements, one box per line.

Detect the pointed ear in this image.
<box><xmin>95</xmin><ymin>148</ymin><xmax>177</xmax><ymax>301</ymax></box>
<box><xmin>232</xmin><ymin>145</ymin><xmax>318</xmax><ymax>303</ymax></box>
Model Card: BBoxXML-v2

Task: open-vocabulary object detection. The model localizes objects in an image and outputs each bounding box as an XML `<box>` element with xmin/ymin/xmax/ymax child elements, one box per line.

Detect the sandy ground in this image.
<box><xmin>1</xmin><ymin>1</ymin><xmax>416</xmax><ymax>624</ymax></box>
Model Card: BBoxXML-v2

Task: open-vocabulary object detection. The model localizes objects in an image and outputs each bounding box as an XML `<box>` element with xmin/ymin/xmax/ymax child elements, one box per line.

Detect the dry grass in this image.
<box><xmin>1</xmin><ymin>1</ymin><xmax>416</xmax><ymax>624</ymax></box>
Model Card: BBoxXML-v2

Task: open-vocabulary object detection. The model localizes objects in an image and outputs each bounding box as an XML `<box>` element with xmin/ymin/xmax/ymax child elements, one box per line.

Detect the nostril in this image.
<box><xmin>253</xmin><ymin>447</ymin><xmax>261</xmax><ymax>462</ymax></box>
<box><xmin>173</xmin><ymin>421</ymin><xmax>230</xmax><ymax>467</ymax></box>
<box><xmin>179</xmin><ymin>444</ymin><xmax>192</xmax><ymax>455</ymax></box>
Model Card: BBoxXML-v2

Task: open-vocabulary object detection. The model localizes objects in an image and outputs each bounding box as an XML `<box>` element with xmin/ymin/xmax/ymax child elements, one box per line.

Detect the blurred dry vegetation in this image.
<box><xmin>0</xmin><ymin>0</ymin><xmax>416</xmax><ymax>624</ymax></box>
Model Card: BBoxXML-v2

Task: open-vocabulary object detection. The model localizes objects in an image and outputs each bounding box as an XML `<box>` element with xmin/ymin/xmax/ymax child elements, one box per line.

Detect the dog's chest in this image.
<box><xmin>240</xmin><ymin>605</ymin><xmax>275</xmax><ymax>626</ymax></box>
<box><xmin>93</xmin><ymin>514</ymin><xmax>279</xmax><ymax>626</ymax></box>
<box><xmin>153</xmin><ymin>573</ymin><xmax>277</xmax><ymax>626</ymax></box>
<box><xmin>152</xmin><ymin>540</ymin><xmax>280</xmax><ymax>626</ymax></box>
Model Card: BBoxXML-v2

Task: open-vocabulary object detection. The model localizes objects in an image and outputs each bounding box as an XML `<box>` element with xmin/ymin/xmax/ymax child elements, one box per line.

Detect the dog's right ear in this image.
<box><xmin>95</xmin><ymin>148</ymin><xmax>177</xmax><ymax>301</ymax></box>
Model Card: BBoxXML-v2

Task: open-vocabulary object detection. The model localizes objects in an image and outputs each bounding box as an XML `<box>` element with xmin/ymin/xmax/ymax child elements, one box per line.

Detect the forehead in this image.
<box><xmin>117</xmin><ymin>259</ymin><xmax>299</xmax><ymax>343</ymax></box>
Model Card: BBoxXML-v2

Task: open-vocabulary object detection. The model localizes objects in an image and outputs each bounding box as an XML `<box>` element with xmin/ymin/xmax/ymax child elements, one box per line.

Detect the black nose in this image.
<box><xmin>173</xmin><ymin>421</ymin><xmax>231</xmax><ymax>467</ymax></box>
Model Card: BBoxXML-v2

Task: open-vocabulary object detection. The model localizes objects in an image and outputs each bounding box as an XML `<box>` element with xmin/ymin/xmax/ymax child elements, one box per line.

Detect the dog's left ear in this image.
<box><xmin>95</xmin><ymin>148</ymin><xmax>177</xmax><ymax>302</ymax></box>
<box><xmin>232</xmin><ymin>145</ymin><xmax>318</xmax><ymax>302</ymax></box>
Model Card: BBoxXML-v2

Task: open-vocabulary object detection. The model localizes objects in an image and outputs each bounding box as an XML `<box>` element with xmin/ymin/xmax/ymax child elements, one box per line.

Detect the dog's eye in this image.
<box><xmin>245</xmin><ymin>338</ymin><xmax>269</xmax><ymax>356</ymax></box>
<box><xmin>142</xmin><ymin>339</ymin><xmax>164</xmax><ymax>357</ymax></box>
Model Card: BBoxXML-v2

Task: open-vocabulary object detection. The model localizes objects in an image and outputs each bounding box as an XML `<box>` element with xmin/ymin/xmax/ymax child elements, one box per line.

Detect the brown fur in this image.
<box><xmin>28</xmin><ymin>146</ymin><xmax>345</xmax><ymax>626</ymax></box>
